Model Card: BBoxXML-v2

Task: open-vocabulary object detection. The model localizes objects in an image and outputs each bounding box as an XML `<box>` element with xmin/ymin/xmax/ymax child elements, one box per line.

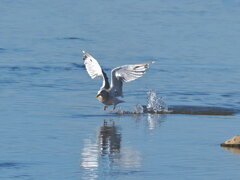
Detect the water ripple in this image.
<box><xmin>0</xmin><ymin>162</ymin><xmax>24</xmax><ymax>169</ymax></box>
<box><xmin>0</xmin><ymin>64</ymin><xmax>84</xmax><ymax>74</ymax></box>
<box><xmin>59</xmin><ymin>37</ymin><xmax>93</xmax><ymax>42</ymax></box>
<box><xmin>0</xmin><ymin>48</ymin><xmax>6</xmax><ymax>52</ymax></box>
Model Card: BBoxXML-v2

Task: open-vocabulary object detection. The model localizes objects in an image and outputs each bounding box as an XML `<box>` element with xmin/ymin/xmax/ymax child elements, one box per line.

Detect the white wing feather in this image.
<box><xmin>110</xmin><ymin>61</ymin><xmax>155</xmax><ymax>97</ymax></box>
<box><xmin>82</xmin><ymin>51</ymin><xmax>103</xmax><ymax>79</ymax></box>
<box><xmin>82</xmin><ymin>51</ymin><xmax>110</xmax><ymax>90</ymax></box>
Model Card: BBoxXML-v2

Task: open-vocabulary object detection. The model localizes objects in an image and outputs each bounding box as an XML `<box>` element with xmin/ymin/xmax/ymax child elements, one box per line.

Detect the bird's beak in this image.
<box><xmin>96</xmin><ymin>94</ymin><xmax>101</xmax><ymax>98</ymax></box>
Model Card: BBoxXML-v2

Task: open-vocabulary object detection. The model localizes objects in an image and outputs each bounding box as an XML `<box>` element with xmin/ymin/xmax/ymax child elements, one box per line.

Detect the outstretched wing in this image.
<box><xmin>110</xmin><ymin>61</ymin><xmax>155</xmax><ymax>97</ymax></box>
<box><xmin>82</xmin><ymin>51</ymin><xmax>110</xmax><ymax>89</ymax></box>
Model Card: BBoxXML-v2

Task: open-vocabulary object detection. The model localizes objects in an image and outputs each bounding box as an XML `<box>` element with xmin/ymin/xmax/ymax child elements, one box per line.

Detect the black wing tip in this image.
<box><xmin>81</xmin><ymin>50</ymin><xmax>92</xmax><ymax>60</ymax></box>
<box><xmin>82</xmin><ymin>50</ymin><xmax>87</xmax><ymax>61</ymax></box>
<box><xmin>81</xmin><ymin>50</ymin><xmax>91</xmax><ymax>56</ymax></box>
<box><xmin>145</xmin><ymin>61</ymin><xmax>155</xmax><ymax>68</ymax></box>
<box><xmin>102</xmin><ymin>70</ymin><xmax>110</xmax><ymax>89</ymax></box>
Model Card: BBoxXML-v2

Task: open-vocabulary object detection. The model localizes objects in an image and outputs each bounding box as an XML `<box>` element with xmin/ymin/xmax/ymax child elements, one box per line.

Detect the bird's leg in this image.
<box><xmin>109</xmin><ymin>105</ymin><xmax>116</xmax><ymax>113</ymax></box>
<box><xmin>103</xmin><ymin>120</ymin><xmax>107</xmax><ymax>126</ymax></box>
<box><xmin>104</xmin><ymin>105</ymin><xmax>108</xmax><ymax>111</ymax></box>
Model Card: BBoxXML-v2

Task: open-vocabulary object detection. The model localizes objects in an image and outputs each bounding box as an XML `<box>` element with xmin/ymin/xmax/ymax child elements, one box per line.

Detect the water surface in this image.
<box><xmin>0</xmin><ymin>0</ymin><xmax>240</xmax><ymax>179</ymax></box>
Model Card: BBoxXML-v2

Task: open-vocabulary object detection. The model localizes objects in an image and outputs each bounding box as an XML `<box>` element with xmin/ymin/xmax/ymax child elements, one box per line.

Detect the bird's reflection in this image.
<box><xmin>80</xmin><ymin>120</ymin><xmax>121</xmax><ymax>179</ymax></box>
<box><xmin>98</xmin><ymin>119</ymin><xmax>121</xmax><ymax>155</ymax></box>
<box><xmin>80</xmin><ymin>119</ymin><xmax>142</xmax><ymax>180</ymax></box>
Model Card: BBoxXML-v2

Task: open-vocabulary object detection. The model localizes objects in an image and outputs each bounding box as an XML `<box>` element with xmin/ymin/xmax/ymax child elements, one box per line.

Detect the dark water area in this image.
<box><xmin>168</xmin><ymin>105</ymin><xmax>239</xmax><ymax>115</ymax></box>
<box><xmin>1</xmin><ymin>0</ymin><xmax>240</xmax><ymax>179</ymax></box>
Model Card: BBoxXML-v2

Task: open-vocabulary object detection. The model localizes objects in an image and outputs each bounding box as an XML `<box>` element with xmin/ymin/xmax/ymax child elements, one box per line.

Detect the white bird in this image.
<box><xmin>82</xmin><ymin>51</ymin><xmax>155</xmax><ymax>111</ymax></box>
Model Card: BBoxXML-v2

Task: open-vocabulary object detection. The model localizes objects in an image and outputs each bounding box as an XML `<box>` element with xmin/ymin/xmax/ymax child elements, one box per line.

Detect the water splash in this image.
<box><xmin>146</xmin><ymin>90</ymin><xmax>168</xmax><ymax>113</ymax></box>
<box><xmin>116</xmin><ymin>90</ymin><xmax>237</xmax><ymax>115</ymax></box>
<box><xmin>131</xmin><ymin>90</ymin><xmax>168</xmax><ymax>114</ymax></box>
<box><xmin>132</xmin><ymin>104</ymin><xmax>144</xmax><ymax>114</ymax></box>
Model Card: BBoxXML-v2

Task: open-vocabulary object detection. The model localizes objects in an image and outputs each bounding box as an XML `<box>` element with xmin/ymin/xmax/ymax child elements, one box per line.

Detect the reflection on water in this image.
<box><xmin>80</xmin><ymin>139</ymin><xmax>99</xmax><ymax>180</ymax></box>
<box><xmin>147</xmin><ymin>114</ymin><xmax>166</xmax><ymax>130</ymax></box>
<box><xmin>80</xmin><ymin>119</ymin><xmax>142</xmax><ymax>180</ymax></box>
<box><xmin>132</xmin><ymin>114</ymin><xmax>166</xmax><ymax>130</ymax></box>
<box><xmin>98</xmin><ymin>120</ymin><xmax>121</xmax><ymax>155</ymax></box>
<box><xmin>222</xmin><ymin>147</ymin><xmax>240</xmax><ymax>155</ymax></box>
<box><xmin>117</xmin><ymin>147</ymin><xmax>142</xmax><ymax>169</ymax></box>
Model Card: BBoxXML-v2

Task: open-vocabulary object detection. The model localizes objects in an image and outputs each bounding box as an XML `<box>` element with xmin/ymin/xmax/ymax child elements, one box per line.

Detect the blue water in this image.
<box><xmin>1</xmin><ymin>0</ymin><xmax>240</xmax><ymax>179</ymax></box>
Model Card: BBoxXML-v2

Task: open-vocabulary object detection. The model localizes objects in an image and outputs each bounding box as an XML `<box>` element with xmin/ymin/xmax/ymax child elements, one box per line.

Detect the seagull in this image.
<box><xmin>82</xmin><ymin>51</ymin><xmax>155</xmax><ymax>111</ymax></box>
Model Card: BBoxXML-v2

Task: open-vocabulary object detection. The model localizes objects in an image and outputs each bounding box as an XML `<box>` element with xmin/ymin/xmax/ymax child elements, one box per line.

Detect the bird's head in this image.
<box><xmin>96</xmin><ymin>90</ymin><xmax>109</xmax><ymax>102</ymax></box>
<box><xmin>96</xmin><ymin>93</ymin><xmax>102</xmax><ymax>98</ymax></box>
